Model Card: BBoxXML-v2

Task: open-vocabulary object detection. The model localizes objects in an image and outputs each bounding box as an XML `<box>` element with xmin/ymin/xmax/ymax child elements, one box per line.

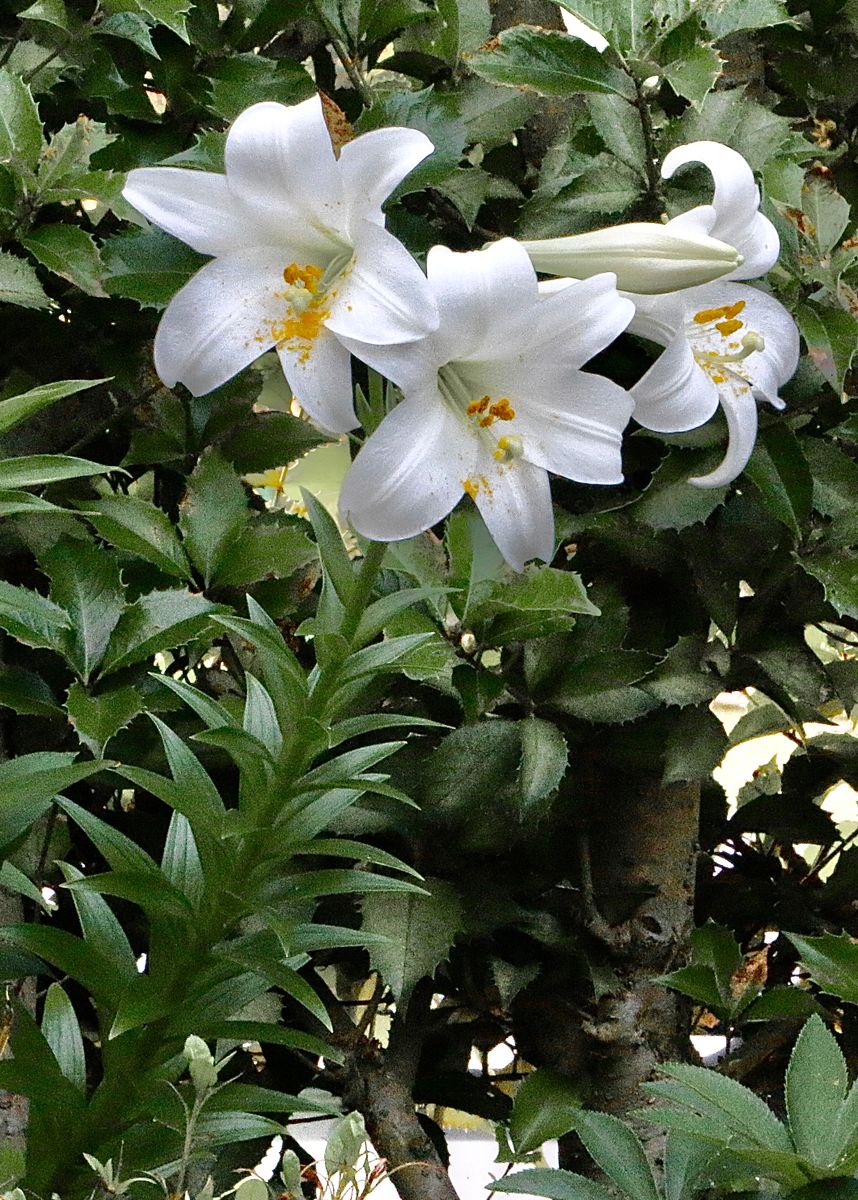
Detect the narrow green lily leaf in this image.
<box><xmin>0</xmin><ymin>378</ymin><xmax>108</xmax><ymax>436</ymax></box>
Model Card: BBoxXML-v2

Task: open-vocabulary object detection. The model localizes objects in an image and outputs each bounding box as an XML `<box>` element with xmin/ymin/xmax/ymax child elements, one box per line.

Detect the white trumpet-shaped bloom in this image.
<box><xmin>631</xmin><ymin>282</ymin><xmax>800</xmax><ymax>486</ymax></box>
<box><xmin>122</xmin><ymin>95</ymin><xmax>439</xmax><ymax>432</ymax></box>
<box><xmin>337</xmin><ymin>240</ymin><xmax>635</xmax><ymax>571</ymax></box>
<box><xmin>629</xmin><ymin>142</ymin><xmax>798</xmax><ymax>485</ymax></box>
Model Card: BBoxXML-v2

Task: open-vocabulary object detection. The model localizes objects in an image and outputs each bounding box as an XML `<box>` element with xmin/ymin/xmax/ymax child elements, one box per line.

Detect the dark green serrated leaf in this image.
<box><xmin>0</xmin><ymin>249</ymin><xmax>51</xmax><ymax>309</ymax></box>
<box><xmin>0</xmin><ymin>581</ymin><xmax>69</xmax><ymax>652</ymax></box>
<box><xmin>786</xmin><ymin>1015</ymin><xmax>848</xmax><ymax>1169</ymax></box>
<box><xmin>467</xmin><ymin>26</ymin><xmax>636</xmax><ymax>99</ymax></box>
<box><xmin>0</xmin><ymin>67</ymin><xmax>42</xmax><ymax>170</ymax></box>
<box><xmin>510</xmin><ymin>1069</ymin><xmax>584</xmax><ymax>1154</ymax></box>
<box><xmin>22</xmin><ymin>224</ymin><xmax>106</xmax><ymax>297</ymax></box>
<box><xmin>362</xmin><ymin>878</ymin><xmax>462</xmax><ymax>1002</ymax></box>
<box><xmin>66</xmin><ymin>681</ymin><xmax>143</xmax><ymax>756</ymax></box>
<box><xmin>41</xmin><ymin>537</ymin><xmax>125</xmax><ymax>682</ymax></box>
<box><xmin>100</xmin><ymin>588</ymin><xmax>224</xmax><ymax>674</ymax></box>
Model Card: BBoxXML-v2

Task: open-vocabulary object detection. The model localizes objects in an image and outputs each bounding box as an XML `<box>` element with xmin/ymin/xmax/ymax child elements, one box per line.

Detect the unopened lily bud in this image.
<box><xmin>519</xmin><ymin>223</ymin><xmax>742</xmax><ymax>294</ymax></box>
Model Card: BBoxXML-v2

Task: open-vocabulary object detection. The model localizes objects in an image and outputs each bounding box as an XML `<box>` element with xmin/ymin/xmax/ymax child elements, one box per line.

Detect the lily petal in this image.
<box><xmin>326</xmin><ymin>220</ymin><xmax>439</xmax><ymax>346</ymax></box>
<box><xmin>519</xmin><ymin>273</ymin><xmax>634</xmax><ymax>369</ymax></box>
<box><xmin>662</xmin><ymin>141</ymin><xmax>779</xmax><ymax>279</ymax></box>
<box><xmin>123</xmin><ymin>168</ymin><xmax>258</xmax><ymax>257</ymax></box>
<box><xmin>224</xmin><ymin>97</ymin><xmax>346</xmax><ymax>258</ymax></box>
<box><xmin>473</xmin><ymin>455</ymin><xmax>554</xmax><ymax>572</ymax></box>
<box><xmin>277</xmin><ymin>326</ymin><xmax>357</xmax><ymax>434</ymax></box>
<box><xmin>339</xmin><ymin>127</ymin><xmax>435</xmax><ymax>228</ymax></box>
<box><xmin>510</xmin><ymin>371</ymin><xmax>634</xmax><ymax>484</ymax></box>
<box><xmin>626</xmin><ymin>289</ymin><xmax>687</xmax><ymax>346</ymax></box>
<box><xmin>339</xmin><ymin>392</ymin><xmax>472</xmax><ymax>541</ymax></box>
<box><xmin>427</xmin><ymin>239</ymin><xmax>539</xmax><ymax>363</ymax></box>
<box><xmin>632</xmin><ymin>328</ymin><xmax>719</xmax><ymax>433</ymax></box>
<box><xmin>154</xmin><ymin>248</ymin><xmax>286</xmax><ymax>395</ymax></box>
<box><xmin>689</xmin><ymin>377</ymin><xmax>758</xmax><ymax>488</ymax></box>
<box><xmin>683</xmin><ymin>281</ymin><xmax>800</xmax><ymax>404</ymax></box>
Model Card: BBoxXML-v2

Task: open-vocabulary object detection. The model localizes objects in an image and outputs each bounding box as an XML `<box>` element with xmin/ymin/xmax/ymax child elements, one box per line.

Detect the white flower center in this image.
<box><xmin>689</xmin><ymin>300</ymin><xmax>766</xmax><ymax>388</ymax></box>
<box><xmin>264</xmin><ymin>253</ymin><xmax>352</xmax><ymax>363</ymax></box>
<box><xmin>437</xmin><ymin>365</ymin><xmax>526</xmax><ymax>498</ymax></box>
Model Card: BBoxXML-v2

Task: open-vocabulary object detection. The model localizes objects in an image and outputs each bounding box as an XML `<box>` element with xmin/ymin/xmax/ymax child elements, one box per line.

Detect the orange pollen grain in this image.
<box><xmin>283</xmin><ymin>262</ymin><xmax>323</xmax><ymax>291</ymax></box>
<box><xmin>693</xmin><ymin>299</ymin><xmax>746</xmax><ymax>325</ymax></box>
<box><xmin>715</xmin><ymin>318</ymin><xmax>743</xmax><ymax>337</ymax></box>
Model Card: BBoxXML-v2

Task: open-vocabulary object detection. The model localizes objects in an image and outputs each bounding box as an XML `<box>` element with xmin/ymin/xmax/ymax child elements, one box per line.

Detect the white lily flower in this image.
<box><xmin>630</xmin><ymin>281</ymin><xmax>800</xmax><ymax>487</ymax></box>
<box><xmin>628</xmin><ymin>143</ymin><xmax>797</xmax><ymax>486</ymax></box>
<box><xmin>123</xmin><ymin>95</ymin><xmax>438</xmax><ymax>433</ymax></box>
<box><xmin>337</xmin><ymin>239</ymin><xmax>635</xmax><ymax>571</ymax></box>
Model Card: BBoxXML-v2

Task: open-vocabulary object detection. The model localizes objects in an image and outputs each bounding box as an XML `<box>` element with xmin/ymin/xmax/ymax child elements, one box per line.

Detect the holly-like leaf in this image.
<box><xmin>549</xmin><ymin>650</ymin><xmax>658</xmax><ymax>724</ymax></box>
<box><xmin>0</xmin><ymin>580</ymin><xmax>69</xmax><ymax>652</ymax></box>
<box><xmin>100</xmin><ymin>588</ymin><xmax>225</xmax><ymax>675</ymax></box>
<box><xmin>796</xmin><ymin>303</ymin><xmax>857</xmax><ymax>394</ymax></box>
<box><xmin>799</xmin><ymin>552</ymin><xmax>858</xmax><ymax>621</ymax></box>
<box><xmin>786</xmin><ymin>933</ymin><xmax>858</xmax><ymax>1006</ymax></box>
<box><xmin>66</xmin><ymin>681</ymin><xmax>144</xmax><ymax>757</ymax></box>
<box><xmin>510</xmin><ymin>1069</ymin><xmax>584</xmax><ymax>1155</ymax></box>
<box><xmin>77</xmin><ymin>494</ymin><xmax>192</xmax><ymax>579</ymax></box>
<box><xmin>0</xmin><ymin>249</ymin><xmax>51</xmax><ymax>309</ymax></box>
<box><xmin>41</xmin><ymin>537</ymin><xmax>125</xmax><ymax>682</ymax></box>
<box><xmin>179</xmin><ymin>448</ymin><xmax>249</xmax><ymax>588</ymax></box>
<box><xmin>362</xmin><ymin>877</ymin><xmax>463</xmax><ymax>1002</ymax></box>
<box><xmin>467</xmin><ymin>26</ymin><xmax>636</xmax><ymax>100</ymax></box>
<box><xmin>0</xmin><ymin>67</ymin><xmax>43</xmax><ymax>170</ymax></box>
<box><xmin>785</xmin><ymin>1015</ymin><xmax>848</xmax><ymax>1170</ymax></box>
<box><xmin>470</xmin><ymin>565</ymin><xmax>599</xmax><ymax>644</ymax></box>
<box><xmin>101</xmin><ymin>228</ymin><xmax>207</xmax><ymax>308</ymax></box>
<box><xmin>23</xmin><ymin>224</ymin><xmax>106</xmax><ymax>297</ymax></box>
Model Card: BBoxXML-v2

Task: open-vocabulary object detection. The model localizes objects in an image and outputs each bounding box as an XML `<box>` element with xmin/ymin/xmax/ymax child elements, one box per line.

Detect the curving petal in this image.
<box><xmin>662</xmin><ymin>141</ymin><xmax>779</xmax><ymax>279</ymax></box>
<box><xmin>339</xmin><ymin>127</ymin><xmax>435</xmax><ymax>228</ymax></box>
<box><xmin>426</xmin><ymin>240</ymin><xmax>539</xmax><ymax>363</ymax></box>
<box><xmin>277</xmin><ymin>326</ymin><xmax>358</xmax><ymax>434</ymax></box>
<box><xmin>326</xmin><ymin>221</ymin><xmax>439</xmax><ymax>346</ymax></box>
<box><xmin>683</xmin><ymin>280</ymin><xmax>800</xmax><ymax>403</ymax></box>
<box><xmin>339</xmin><ymin>392</ymin><xmax>472</xmax><ymax>540</ymax></box>
<box><xmin>473</xmin><ymin>454</ymin><xmax>554</xmax><ymax>572</ymax></box>
<box><xmin>153</xmin><ymin>248</ymin><xmax>286</xmax><ymax>396</ymax></box>
<box><xmin>631</xmin><ymin>329</ymin><xmax>719</xmax><ymax>433</ymax></box>
<box><xmin>123</xmin><ymin>167</ymin><xmax>259</xmax><ymax>257</ymax></box>
<box><xmin>626</xmin><ymin>290</ymin><xmax>687</xmax><ymax>346</ymax></box>
<box><xmin>517</xmin><ymin>273</ymin><xmax>634</xmax><ymax>369</ymax></box>
<box><xmin>689</xmin><ymin>377</ymin><xmax>758</xmax><ymax>488</ymax></box>
<box><xmin>511</xmin><ymin>371</ymin><xmax>633</xmax><ymax>484</ymax></box>
<box><xmin>224</xmin><ymin>97</ymin><xmax>346</xmax><ymax>257</ymax></box>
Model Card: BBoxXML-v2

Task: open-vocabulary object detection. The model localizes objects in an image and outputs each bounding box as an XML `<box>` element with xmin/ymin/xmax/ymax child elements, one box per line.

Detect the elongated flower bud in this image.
<box><xmin>519</xmin><ymin>223</ymin><xmax>743</xmax><ymax>294</ymax></box>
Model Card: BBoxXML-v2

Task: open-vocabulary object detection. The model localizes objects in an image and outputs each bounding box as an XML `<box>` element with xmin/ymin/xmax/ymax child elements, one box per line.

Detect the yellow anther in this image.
<box><xmin>283</xmin><ymin>262</ymin><xmax>322</xmax><ymax>292</ymax></box>
<box><xmin>693</xmin><ymin>299</ymin><xmax>746</xmax><ymax>325</ymax></box>
<box><xmin>716</xmin><ymin>318</ymin><xmax>743</xmax><ymax>337</ymax></box>
<box><xmin>466</xmin><ymin>396</ymin><xmax>490</xmax><ymax>415</ymax></box>
<box><xmin>462</xmin><ymin>477</ymin><xmax>479</xmax><ymax>499</ymax></box>
<box><xmin>489</xmin><ymin>397</ymin><xmax>516</xmax><ymax>421</ymax></box>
